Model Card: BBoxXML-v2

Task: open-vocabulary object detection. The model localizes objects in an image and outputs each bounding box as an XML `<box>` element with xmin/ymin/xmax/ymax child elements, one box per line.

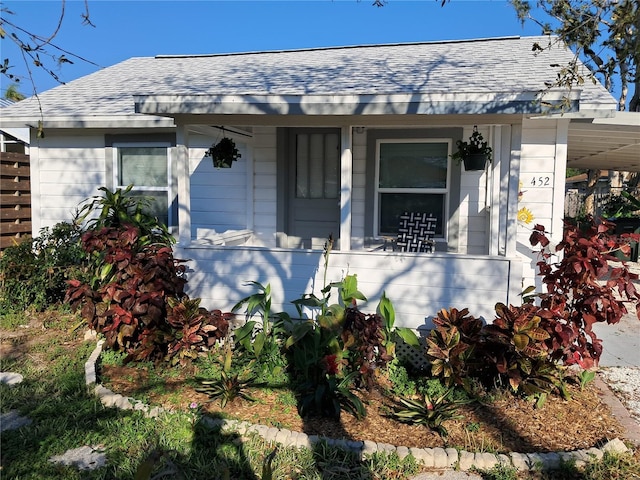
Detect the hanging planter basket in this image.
<box><xmin>463</xmin><ymin>153</ymin><xmax>490</xmax><ymax>171</ymax></box>
<box><xmin>205</xmin><ymin>137</ymin><xmax>241</xmax><ymax>169</ymax></box>
<box><xmin>451</xmin><ymin>126</ymin><xmax>492</xmax><ymax>171</ymax></box>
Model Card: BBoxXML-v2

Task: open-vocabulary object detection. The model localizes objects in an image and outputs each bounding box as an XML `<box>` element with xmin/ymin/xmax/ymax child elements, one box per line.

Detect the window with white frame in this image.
<box><xmin>114</xmin><ymin>145</ymin><xmax>171</xmax><ymax>226</ymax></box>
<box><xmin>375</xmin><ymin>139</ymin><xmax>450</xmax><ymax>237</ymax></box>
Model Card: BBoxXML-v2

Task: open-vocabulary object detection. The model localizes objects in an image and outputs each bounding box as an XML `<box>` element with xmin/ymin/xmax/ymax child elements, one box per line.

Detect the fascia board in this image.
<box><xmin>1</xmin><ymin>127</ymin><xmax>30</xmax><ymax>143</ymax></box>
<box><xmin>0</xmin><ymin>115</ymin><xmax>176</xmax><ymax>129</ymax></box>
<box><xmin>529</xmin><ymin>108</ymin><xmax>618</xmax><ymax>120</ymax></box>
<box><xmin>134</xmin><ymin>92</ymin><xmax>572</xmax><ymax>116</ymax></box>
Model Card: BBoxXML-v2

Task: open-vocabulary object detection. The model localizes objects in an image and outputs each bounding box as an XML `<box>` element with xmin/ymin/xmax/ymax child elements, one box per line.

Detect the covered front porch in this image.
<box><xmin>166</xmin><ymin>117</ymin><xmax>531</xmax><ymax>327</ymax></box>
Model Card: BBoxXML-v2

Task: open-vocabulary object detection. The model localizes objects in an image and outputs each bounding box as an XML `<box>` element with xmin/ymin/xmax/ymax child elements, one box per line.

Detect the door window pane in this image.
<box><xmin>296</xmin><ymin>134</ymin><xmax>310</xmax><ymax>198</ymax></box>
<box><xmin>295</xmin><ymin>132</ymin><xmax>340</xmax><ymax>200</ymax></box>
<box><xmin>324</xmin><ymin>133</ymin><xmax>339</xmax><ymax>199</ymax></box>
<box><xmin>309</xmin><ymin>134</ymin><xmax>324</xmax><ymax>199</ymax></box>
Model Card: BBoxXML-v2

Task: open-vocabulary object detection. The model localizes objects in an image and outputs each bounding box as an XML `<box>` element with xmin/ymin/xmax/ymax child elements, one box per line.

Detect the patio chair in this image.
<box><xmin>395</xmin><ymin>212</ymin><xmax>437</xmax><ymax>253</ymax></box>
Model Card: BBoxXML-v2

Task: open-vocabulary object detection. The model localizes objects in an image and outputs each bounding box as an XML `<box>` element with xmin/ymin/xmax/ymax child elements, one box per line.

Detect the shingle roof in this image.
<box><xmin>0</xmin><ymin>36</ymin><xmax>616</xmax><ymax>124</ymax></box>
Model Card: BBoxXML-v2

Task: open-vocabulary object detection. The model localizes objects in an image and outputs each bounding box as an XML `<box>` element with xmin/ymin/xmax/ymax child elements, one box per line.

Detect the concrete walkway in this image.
<box><xmin>594</xmin><ymin>306</ymin><xmax>640</xmax><ymax>368</ymax></box>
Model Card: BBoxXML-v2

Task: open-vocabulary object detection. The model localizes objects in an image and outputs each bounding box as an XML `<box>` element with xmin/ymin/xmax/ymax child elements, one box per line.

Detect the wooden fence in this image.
<box><xmin>1</xmin><ymin>152</ymin><xmax>31</xmax><ymax>251</ymax></box>
<box><xmin>564</xmin><ymin>186</ymin><xmax>612</xmax><ymax>219</ymax></box>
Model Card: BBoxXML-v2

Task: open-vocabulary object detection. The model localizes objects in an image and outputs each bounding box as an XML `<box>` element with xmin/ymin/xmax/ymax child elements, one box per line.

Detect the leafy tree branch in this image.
<box><xmin>1</xmin><ymin>0</ymin><xmax>99</xmax><ymax>91</ymax></box>
<box><xmin>508</xmin><ymin>0</ymin><xmax>638</xmax><ymax>112</ymax></box>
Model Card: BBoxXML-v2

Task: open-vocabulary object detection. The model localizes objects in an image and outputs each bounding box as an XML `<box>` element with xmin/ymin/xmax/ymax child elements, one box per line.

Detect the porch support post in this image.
<box><xmin>504</xmin><ymin>124</ymin><xmax>521</xmax><ymax>257</ymax></box>
<box><xmin>488</xmin><ymin>125</ymin><xmax>502</xmax><ymax>256</ymax></box>
<box><xmin>175</xmin><ymin>123</ymin><xmax>191</xmax><ymax>245</ymax></box>
<box><xmin>551</xmin><ymin>120</ymin><xmax>569</xmax><ymax>241</ymax></box>
<box><xmin>339</xmin><ymin>126</ymin><xmax>353</xmax><ymax>251</ymax></box>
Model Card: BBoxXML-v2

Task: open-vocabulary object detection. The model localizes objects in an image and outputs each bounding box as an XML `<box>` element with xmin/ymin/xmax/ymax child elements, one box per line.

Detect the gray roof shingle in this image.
<box><xmin>0</xmin><ymin>36</ymin><xmax>615</xmax><ymax>122</ymax></box>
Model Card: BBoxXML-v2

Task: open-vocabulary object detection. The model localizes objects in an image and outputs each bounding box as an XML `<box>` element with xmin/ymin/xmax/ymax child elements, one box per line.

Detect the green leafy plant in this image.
<box><xmin>75</xmin><ymin>185</ymin><xmax>174</xmax><ymax>248</ymax></box>
<box><xmin>386</xmin><ymin>361</ymin><xmax>417</xmax><ymax>398</ymax></box>
<box><xmin>451</xmin><ymin>126</ymin><xmax>492</xmax><ymax>170</ymax></box>
<box><xmin>232</xmin><ymin>282</ymin><xmax>289</xmax><ymax>360</ymax></box>
<box><xmin>231</xmin><ymin>281</ymin><xmax>290</xmax><ymax>384</ymax></box>
<box><xmin>286</xmin><ymin>273</ymin><xmax>398</xmax><ymax>417</ymax></box>
<box><xmin>297</xmin><ymin>369</ymin><xmax>366</xmax><ymax>420</ymax></box>
<box><xmin>601</xmin><ymin>189</ymin><xmax>640</xmax><ymax>219</ymax></box>
<box><xmin>233</xmin><ymin>281</ymin><xmax>273</xmax><ymax>334</ymax></box>
<box><xmin>196</xmin><ymin>327</ymin><xmax>262</xmax><ymax>408</ymax></box>
<box><xmin>390</xmin><ymin>388</ymin><xmax>465</xmax><ymax>437</ymax></box>
<box><xmin>377</xmin><ymin>291</ymin><xmax>420</xmax><ymax>361</ymax></box>
<box><xmin>480</xmin><ymin>303</ymin><xmax>568</xmax><ymax>401</ymax></box>
<box><xmin>165</xmin><ymin>296</ymin><xmax>230</xmax><ymax>366</ymax></box>
<box><xmin>196</xmin><ymin>368</ymin><xmax>257</xmax><ymax>408</ymax></box>
<box><xmin>66</xmin><ymin>188</ymin><xmax>230</xmax><ymax>365</ymax></box>
<box><xmin>425</xmin><ymin>307</ymin><xmax>483</xmax><ymax>389</ymax></box>
<box><xmin>205</xmin><ymin>137</ymin><xmax>241</xmax><ymax>168</ymax></box>
<box><xmin>0</xmin><ymin>222</ymin><xmax>86</xmax><ymax>314</ymax></box>
<box><xmin>286</xmin><ymin>257</ymin><xmax>390</xmax><ymax>418</ymax></box>
<box><xmin>290</xmin><ymin>235</ymin><xmax>358</xmax><ymax>319</ymax></box>
<box><xmin>578</xmin><ymin>369</ymin><xmax>596</xmax><ymax>391</ymax></box>
<box><xmin>284</xmin><ymin>307</ymin><xmax>354</xmax><ymax>418</ymax></box>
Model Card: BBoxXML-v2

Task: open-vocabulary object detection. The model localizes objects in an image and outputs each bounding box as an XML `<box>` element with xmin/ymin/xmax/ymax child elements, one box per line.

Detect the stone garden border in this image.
<box><xmin>85</xmin><ymin>339</ymin><xmax>630</xmax><ymax>473</ymax></box>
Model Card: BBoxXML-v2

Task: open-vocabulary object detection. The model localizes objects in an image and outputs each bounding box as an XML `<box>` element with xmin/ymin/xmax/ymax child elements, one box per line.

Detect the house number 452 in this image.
<box><xmin>530</xmin><ymin>176</ymin><xmax>551</xmax><ymax>187</ymax></box>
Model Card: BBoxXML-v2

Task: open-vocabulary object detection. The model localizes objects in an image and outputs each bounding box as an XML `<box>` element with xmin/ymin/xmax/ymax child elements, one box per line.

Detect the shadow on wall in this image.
<box><xmin>178</xmin><ymin>244</ymin><xmax>519</xmax><ymax>332</ymax></box>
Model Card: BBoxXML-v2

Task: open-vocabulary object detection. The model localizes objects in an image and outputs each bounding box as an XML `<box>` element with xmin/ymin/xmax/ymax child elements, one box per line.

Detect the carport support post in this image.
<box><xmin>339</xmin><ymin>126</ymin><xmax>353</xmax><ymax>251</ymax></box>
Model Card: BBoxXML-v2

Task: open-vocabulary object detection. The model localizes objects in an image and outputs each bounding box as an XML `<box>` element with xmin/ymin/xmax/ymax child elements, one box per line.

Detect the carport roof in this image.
<box><xmin>567</xmin><ymin>112</ymin><xmax>640</xmax><ymax>173</ymax></box>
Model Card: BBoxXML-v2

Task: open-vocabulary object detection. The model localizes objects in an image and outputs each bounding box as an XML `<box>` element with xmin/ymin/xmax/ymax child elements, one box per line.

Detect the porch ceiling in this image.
<box><xmin>567</xmin><ymin>112</ymin><xmax>640</xmax><ymax>172</ymax></box>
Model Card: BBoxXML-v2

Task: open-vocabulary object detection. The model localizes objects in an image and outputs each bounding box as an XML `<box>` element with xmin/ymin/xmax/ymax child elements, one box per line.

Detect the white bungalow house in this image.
<box><xmin>0</xmin><ymin>36</ymin><xmax>626</xmax><ymax>327</ymax></box>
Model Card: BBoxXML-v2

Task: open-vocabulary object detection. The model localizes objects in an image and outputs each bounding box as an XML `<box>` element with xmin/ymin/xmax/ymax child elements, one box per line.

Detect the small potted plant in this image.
<box><xmin>451</xmin><ymin>126</ymin><xmax>492</xmax><ymax>171</ymax></box>
<box><xmin>205</xmin><ymin>137</ymin><xmax>241</xmax><ymax>169</ymax></box>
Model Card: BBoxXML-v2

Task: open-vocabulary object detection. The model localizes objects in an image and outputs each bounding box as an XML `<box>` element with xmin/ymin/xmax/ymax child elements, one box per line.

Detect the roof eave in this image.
<box><xmin>0</xmin><ymin>115</ymin><xmax>176</xmax><ymax>130</ymax></box>
<box><xmin>134</xmin><ymin>92</ymin><xmax>580</xmax><ymax>116</ymax></box>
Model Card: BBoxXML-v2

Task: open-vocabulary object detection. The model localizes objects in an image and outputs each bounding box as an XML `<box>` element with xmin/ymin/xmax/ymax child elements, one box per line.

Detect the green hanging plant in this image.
<box><xmin>206</xmin><ymin>137</ymin><xmax>241</xmax><ymax>168</ymax></box>
<box><xmin>451</xmin><ymin>126</ymin><xmax>492</xmax><ymax>171</ymax></box>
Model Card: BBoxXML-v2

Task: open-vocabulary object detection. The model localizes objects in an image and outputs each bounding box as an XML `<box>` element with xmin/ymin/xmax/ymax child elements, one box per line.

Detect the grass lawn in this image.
<box><xmin>1</xmin><ymin>308</ymin><xmax>639</xmax><ymax>480</ymax></box>
<box><xmin>0</xmin><ymin>309</ymin><xmax>422</xmax><ymax>480</ymax></box>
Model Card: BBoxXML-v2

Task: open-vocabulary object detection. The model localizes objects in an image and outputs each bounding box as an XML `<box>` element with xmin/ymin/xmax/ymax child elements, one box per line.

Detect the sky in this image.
<box><xmin>0</xmin><ymin>0</ymin><xmax>550</xmax><ymax>97</ymax></box>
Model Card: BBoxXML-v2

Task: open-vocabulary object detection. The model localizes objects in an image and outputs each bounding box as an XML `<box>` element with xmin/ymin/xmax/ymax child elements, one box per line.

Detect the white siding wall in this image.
<box><xmin>517</xmin><ymin>118</ymin><xmax>567</xmax><ymax>290</ymax></box>
<box><xmin>178</xmin><ymin>244</ymin><xmax>522</xmax><ymax>328</ymax></box>
<box><xmin>30</xmin><ymin>133</ymin><xmax>106</xmax><ymax>234</ymax></box>
<box><xmin>457</xmin><ymin>126</ymin><xmax>489</xmax><ymax>255</ymax></box>
<box><xmin>189</xmin><ymin>134</ymin><xmax>249</xmax><ymax>236</ymax></box>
